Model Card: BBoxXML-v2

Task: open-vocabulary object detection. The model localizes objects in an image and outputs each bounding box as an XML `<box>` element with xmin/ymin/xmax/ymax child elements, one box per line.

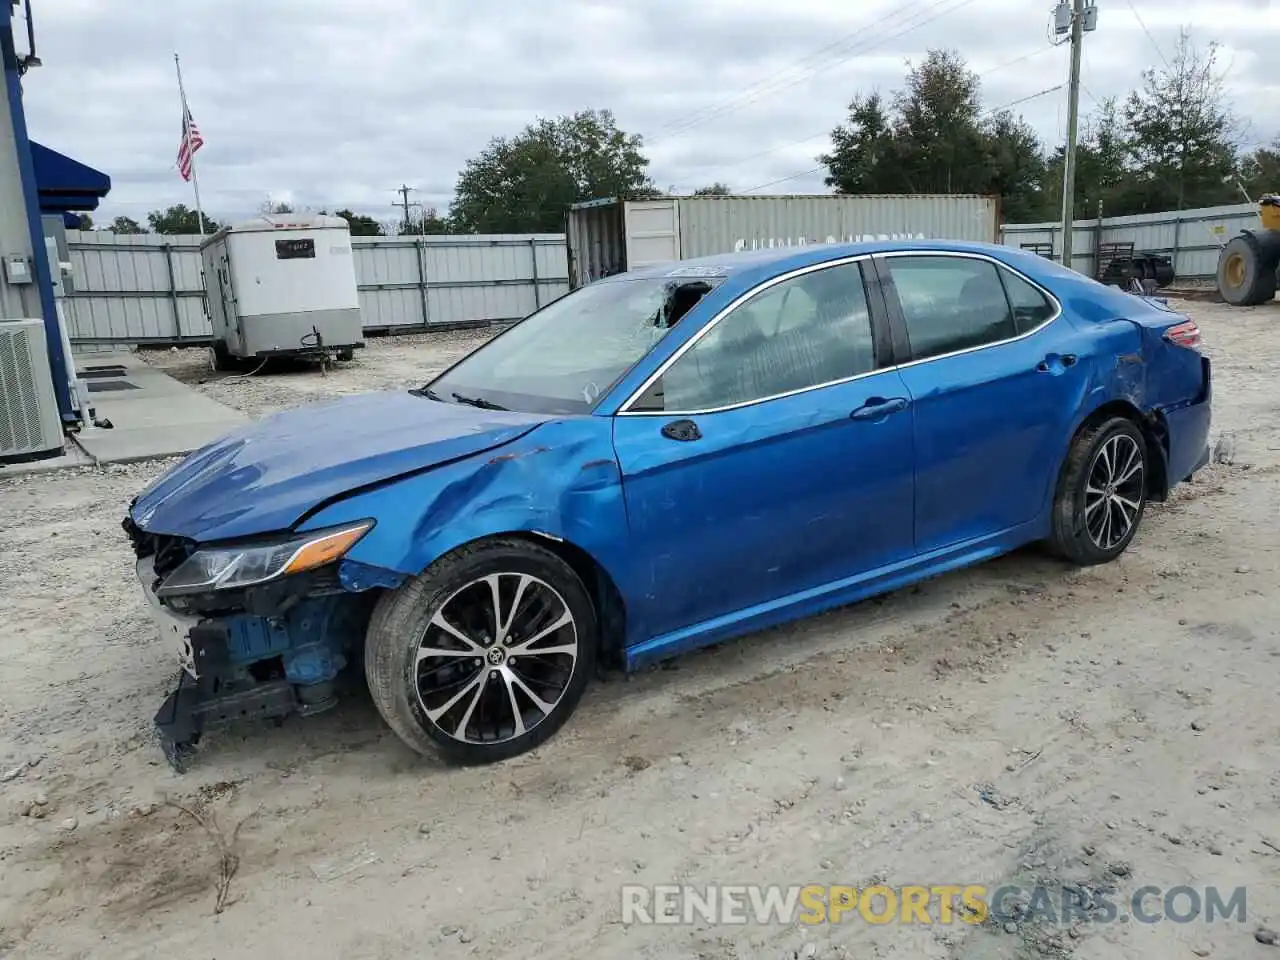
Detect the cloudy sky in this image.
<box><xmin>16</xmin><ymin>0</ymin><xmax>1280</xmax><ymax>227</ymax></box>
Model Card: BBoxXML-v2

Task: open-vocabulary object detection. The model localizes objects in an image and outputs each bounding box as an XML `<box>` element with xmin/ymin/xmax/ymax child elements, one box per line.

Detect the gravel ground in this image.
<box><xmin>142</xmin><ymin>325</ymin><xmax>499</xmax><ymax>417</ymax></box>
<box><xmin>1</xmin><ymin>300</ymin><xmax>1279</xmax><ymax>960</ymax></box>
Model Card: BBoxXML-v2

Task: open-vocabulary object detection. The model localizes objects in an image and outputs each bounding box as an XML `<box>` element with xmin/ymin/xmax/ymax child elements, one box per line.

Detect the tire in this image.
<box><xmin>1048</xmin><ymin>417</ymin><xmax>1148</xmax><ymax>565</ymax></box>
<box><xmin>364</xmin><ymin>537</ymin><xmax>598</xmax><ymax>765</ymax></box>
<box><xmin>1217</xmin><ymin>232</ymin><xmax>1279</xmax><ymax>307</ymax></box>
<box><xmin>336</xmin><ymin>349</ymin><xmax>354</xmax><ymax>362</ymax></box>
<box><xmin>209</xmin><ymin>340</ymin><xmax>235</xmax><ymax>372</ymax></box>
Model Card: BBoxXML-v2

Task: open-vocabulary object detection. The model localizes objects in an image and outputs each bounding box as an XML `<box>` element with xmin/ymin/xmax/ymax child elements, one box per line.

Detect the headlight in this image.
<box><xmin>155</xmin><ymin>520</ymin><xmax>374</xmax><ymax>597</ymax></box>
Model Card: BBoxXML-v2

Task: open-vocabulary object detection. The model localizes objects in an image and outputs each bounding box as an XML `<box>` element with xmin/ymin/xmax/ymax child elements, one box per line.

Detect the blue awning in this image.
<box><xmin>29</xmin><ymin>141</ymin><xmax>111</xmax><ymax>217</ymax></box>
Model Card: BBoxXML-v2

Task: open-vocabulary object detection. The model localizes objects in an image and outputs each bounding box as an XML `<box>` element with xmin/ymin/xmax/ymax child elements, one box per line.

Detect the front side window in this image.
<box><xmin>634</xmin><ymin>262</ymin><xmax>878</xmax><ymax>413</ymax></box>
<box><xmin>425</xmin><ymin>276</ymin><xmax>719</xmax><ymax>414</ymax></box>
<box><xmin>884</xmin><ymin>256</ymin><xmax>1018</xmax><ymax>361</ymax></box>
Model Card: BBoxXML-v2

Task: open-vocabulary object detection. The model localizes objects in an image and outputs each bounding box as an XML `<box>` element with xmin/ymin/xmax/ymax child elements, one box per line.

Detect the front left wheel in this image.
<box><xmin>364</xmin><ymin>537</ymin><xmax>597</xmax><ymax>765</ymax></box>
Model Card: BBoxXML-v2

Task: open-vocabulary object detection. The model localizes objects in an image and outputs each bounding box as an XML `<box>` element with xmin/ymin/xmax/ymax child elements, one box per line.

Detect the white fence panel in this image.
<box><xmin>1000</xmin><ymin>202</ymin><xmax>1261</xmax><ymax>280</ymax></box>
<box><xmin>60</xmin><ymin>230</ymin><xmax>569</xmax><ymax>345</ymax></box>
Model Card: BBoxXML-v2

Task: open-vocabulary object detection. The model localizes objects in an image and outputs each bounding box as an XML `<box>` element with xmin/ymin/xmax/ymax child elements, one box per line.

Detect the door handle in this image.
<box><xmin>1037</xmin><ymin>353</ymin><xmax>1078</xmax><ymax>372</ymax></box>
<box><xmin>850</xmin><ymin>396</ymin><xmax>909</xmax><ymax>421</ymax></box>
<box><xmin>660</xmin><ymin>418</ymin><xmax>701</xmax><ymax>442</ymax></box>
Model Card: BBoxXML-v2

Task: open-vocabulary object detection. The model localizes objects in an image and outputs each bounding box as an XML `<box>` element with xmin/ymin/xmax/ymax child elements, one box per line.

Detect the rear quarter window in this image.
<box><xmin>998</xmin><ymin>269</ymin><xmax>1057</xmax><ymax>333</ymax></box>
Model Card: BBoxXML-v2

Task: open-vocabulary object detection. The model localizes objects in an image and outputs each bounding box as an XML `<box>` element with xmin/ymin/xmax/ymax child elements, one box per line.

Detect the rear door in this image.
<box><xmin>612</xmin><ymin>258</ymin><xmax>916</xmax><ymax>642</ymax></box>
<box><xmin>874</xmin><ymin>252</ymin><xmax>1089</xmax><ymax>553</ymax></box>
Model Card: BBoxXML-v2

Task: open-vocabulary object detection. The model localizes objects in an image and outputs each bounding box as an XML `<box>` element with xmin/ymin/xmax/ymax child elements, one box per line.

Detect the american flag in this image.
<box><xmin>177</xmin><ymin>105</ymin><xmax>204</xmax><ymax>182</ymax></box>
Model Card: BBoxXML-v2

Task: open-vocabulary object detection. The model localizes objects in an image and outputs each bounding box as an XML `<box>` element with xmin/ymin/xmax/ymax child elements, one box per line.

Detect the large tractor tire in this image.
<box><xmin>1217</xmin><ymin>229</ymin><xmax>1280</xmax><ymax>306</ymax></box>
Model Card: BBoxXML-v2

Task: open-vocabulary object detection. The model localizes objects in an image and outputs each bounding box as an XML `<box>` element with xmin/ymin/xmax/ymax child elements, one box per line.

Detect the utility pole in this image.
<box><xmin>395</xmin><ymin>184</ymin><xmax>422</xmax><ymax>234</ymax></box>
<box><xmin>1055</xmin><ymin>0</ymin><xmax>1097</xmax><ymax>272</ymax></box>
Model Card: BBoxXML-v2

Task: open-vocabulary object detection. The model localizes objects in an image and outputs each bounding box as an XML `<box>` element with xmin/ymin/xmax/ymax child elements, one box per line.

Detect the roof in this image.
<box><xmin>610</xmin><ymin>238</ymin><xmax>1043</xmax><ymax>286</ymax></box>
<box><xmin>30</xmin><ymin>141</ymin><xmax>111</xmax><ymax>214</ymax></box>
<box><xmin>200</xmin><ymin>212</ymin><xmax>352</xmax><ymax>248</ymax></box>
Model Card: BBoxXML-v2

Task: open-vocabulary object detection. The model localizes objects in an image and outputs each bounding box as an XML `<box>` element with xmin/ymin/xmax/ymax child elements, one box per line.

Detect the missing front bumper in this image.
<box><xmin>151</xmin><ymin>620</ymin><xmax>339</xmax><ymax>772</ymax></box>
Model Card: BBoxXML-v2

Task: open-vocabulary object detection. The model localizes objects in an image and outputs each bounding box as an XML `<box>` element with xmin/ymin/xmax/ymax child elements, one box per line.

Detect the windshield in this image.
<box><xmin>424</xmin><ymin>276</ymin><xmax>720</xmax><ymax>414</ymax></box>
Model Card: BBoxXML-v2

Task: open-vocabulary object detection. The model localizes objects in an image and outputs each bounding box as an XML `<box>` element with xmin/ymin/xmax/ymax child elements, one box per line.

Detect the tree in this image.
<box><xmin>890</xmin><ymin>50</ymin><xmax>990</xmax><ymax>194</ymax></box>
<box><xmin>819</xmin><ymin>51</ymin><xmax>1051</xmax><ymax>217</ymax></box>
<box><xmin>1044</xmin><ymin>97</ymin><xmax>1134</xmax><ymax>219</ymax></box>
<box><xmin>110</xmin><ymin>215</ymin><xmax>145</xmax><ymax>234</ymax></box>
<box><xmin>327</xmin><ymin>208</ymin><xmax>384</xmax><ymax>236</ymax></box>
<box><xmin>398</xmin><ymin>207</ymin><xmax>452</xmax><ymax>235</ymax></box>
<box><xmin>693</xmin><ymin>182</ymin><xmax>732</xmax><ymax>195</ymax></box>
<box><xmin>1121</xmin><ymin>31</ymin><xmax>1239</xmax><ymax>213</ymax></box>
<box><xmin>1239</xmin><ymin>137</ymin><xmax>1280</xmax><ymax>201</ymax></box>
<box><xmin>260</xmin><ymin>198</ymin><xmax>294</xmax><ymax>215</ymax></box>
<box><xmin>820</xmin><ymin>92</ymin><xmax>900</xmax><ymax>193</ymax></box>
<box><xmin>982</xmin><ymin>110</ymin><xmax>1050</xmax><ymax>223</ymax></box>
<box><xmin>73</xmin><ymin>213</ymin><xmax>93</xmax><ymax>230</ymax></box>
<box><xmin>450</xmin><ymin>109</ymin><xmax>654</xmax><ymax>233</ymax></box>
<box><xmin>147</xmin><ymin>204</ymin><xmax>220</xmax><ymax>235</ymax></box>
<box><xmin>818</xmin><ymin>29</ymin><xmax>1258</xmax><ymax>225</ymax></box>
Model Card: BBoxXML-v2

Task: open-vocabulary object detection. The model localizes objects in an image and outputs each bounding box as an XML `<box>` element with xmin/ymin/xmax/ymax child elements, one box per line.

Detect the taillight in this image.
<box><xmin>1163</xmin><ymin>320</ymin><xmax>1202</xmax><ymax>350</ymax></box>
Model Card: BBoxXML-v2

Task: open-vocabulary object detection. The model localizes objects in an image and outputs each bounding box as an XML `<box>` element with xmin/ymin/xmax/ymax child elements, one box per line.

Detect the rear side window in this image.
<box><xmin>999</xmin><ymin>269</ymin><xmax>1056</xmax><ymax>333</ymax></box>
<box><xmin>884</xmin><ymin>256</ymin><xmax>1018</xmax><ymax>361</ymax></box>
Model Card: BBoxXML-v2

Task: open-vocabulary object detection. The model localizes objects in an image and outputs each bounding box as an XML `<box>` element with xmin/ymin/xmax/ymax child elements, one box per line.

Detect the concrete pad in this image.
<box><xmin>0</xmin><ymin>443</ymin><xmax>94</xmax><ymax>477</ymax></box>
<box><xmin>72</xmin><ymin>353</ymin><xmax>247</xmax><ymax>464</ymax></box>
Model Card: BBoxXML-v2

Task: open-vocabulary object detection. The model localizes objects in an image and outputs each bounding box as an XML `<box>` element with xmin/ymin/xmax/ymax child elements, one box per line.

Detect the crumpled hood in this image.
<box><xmin>129</xmin><ymin>390</ymin><xmax>551</xmax><ymax>542</ymax></box>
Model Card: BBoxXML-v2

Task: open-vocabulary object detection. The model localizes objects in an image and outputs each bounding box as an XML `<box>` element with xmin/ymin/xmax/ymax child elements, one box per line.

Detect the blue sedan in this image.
<box><xmin>124</xmin><ymin>239</ymin><xmax>1212</xmax><ymax>769</ymax></box>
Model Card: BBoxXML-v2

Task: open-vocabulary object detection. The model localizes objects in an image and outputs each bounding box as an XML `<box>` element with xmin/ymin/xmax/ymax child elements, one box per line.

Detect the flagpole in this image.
<box><xmin>173</xmin><ymin>52</ymin><xmax>207</xmax><ymax>236</ymax></box>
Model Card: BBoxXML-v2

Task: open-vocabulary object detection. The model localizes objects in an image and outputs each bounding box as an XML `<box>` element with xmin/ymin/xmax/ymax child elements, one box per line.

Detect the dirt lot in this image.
<box><xmin>1</xmin><ymin>298</ymin><xmax>1278</xmax><ymax>960</ymax></box>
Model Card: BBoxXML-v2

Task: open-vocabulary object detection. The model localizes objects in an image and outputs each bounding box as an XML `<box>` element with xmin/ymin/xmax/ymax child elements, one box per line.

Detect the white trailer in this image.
<box><xmin>200</xmin><ymin>213</ymin><xmax>363</xmax><ymax>368</ymax></box>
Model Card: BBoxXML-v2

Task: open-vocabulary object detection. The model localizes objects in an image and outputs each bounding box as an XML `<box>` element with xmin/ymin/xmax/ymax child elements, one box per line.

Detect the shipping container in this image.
<box><xmin>565</xmin><ymin>194</ymin><xmax>1001</xmax><ymax>287</ymax></box>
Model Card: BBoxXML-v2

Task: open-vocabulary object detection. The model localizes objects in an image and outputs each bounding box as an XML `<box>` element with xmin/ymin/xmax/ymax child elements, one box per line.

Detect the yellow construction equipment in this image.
<box><xmin>1216</xmin><ymin>195</ymin><xmax>1280</xmax><ymax>306</ymax></box>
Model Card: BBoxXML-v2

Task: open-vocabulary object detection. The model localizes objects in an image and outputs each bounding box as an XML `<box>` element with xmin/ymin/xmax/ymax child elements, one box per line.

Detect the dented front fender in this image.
<box><xmin>296</xmin><ymin>417</ymin><xmax>635</xmax><ymax>599</ymax></box>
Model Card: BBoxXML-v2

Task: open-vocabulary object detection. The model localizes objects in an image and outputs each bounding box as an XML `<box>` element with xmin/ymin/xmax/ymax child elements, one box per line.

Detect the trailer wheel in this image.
<box><xmin>1217</xmin><ymin>231</ymin><xmax>1279</xmax><ymax>306</ymax></box>
<box><xmin>209</xmin><ymin>340</ymin><xmax>237</xmax><ymax>372</ymax></box>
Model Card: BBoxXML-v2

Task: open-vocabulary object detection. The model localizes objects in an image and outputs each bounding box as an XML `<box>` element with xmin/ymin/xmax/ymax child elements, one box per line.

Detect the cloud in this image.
<box><xmin>17</xmin><ymin>0</ymin><xmax>1280</xmax><ymax>225</ymax></box>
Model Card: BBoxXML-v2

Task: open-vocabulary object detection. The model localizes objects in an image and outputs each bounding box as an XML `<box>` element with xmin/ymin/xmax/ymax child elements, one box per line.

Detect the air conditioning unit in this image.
<box><xmin>0</xmin><ymin>318</ymin><xmax>64</xmax><ymax>463</ymax></box>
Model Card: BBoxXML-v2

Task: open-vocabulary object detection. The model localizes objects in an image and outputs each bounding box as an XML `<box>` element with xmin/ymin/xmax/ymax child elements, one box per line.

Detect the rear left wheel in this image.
<box><xmin>364</xmin><ymin>538</ymin><xmax>597</xmax><ymax>765</ymax></box>
<box><xmin>1049</xmin><ymin>417</ymin><xmax>1148</xmax><ymax>565</ymax></box>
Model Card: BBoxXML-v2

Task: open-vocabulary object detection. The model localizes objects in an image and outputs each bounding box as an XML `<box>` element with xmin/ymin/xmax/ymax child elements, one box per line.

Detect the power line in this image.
<box><xmin>667</xmin><ymin>44</ymin><xmax>1061</xmax><ymax>191</ymax></box>
<box><xmin>988</xmin><ymin>83</ymin><xmax>1067</xmax><ymax>113</ymax></box>
<box><xmin>668</xmin><ymin>134</ymin><xmax>831</xmax><ymax>190</ymax></box>
<box><xmin>1124</xmin><ymin>0</ymin><xmax>1170</xmax><ymax>69</ymax></box>
<box><xmin>649</xmin><ymin>0</ymin><xmax>943</xmax><ymax>140</ymax></box>
<box><xmin>658</xmin><ymin>0</ymin><xmax>980</xmax><ymax>142</ymax></box>
<box><xmin>738</xmin><ymin>83</ymin><xmax>1069</xmax><ymax>195</ymax></box>
<box><xmin>741</xmin><ymin>166</ymin><xmax>827</xmax><ymax>195</ymax></box>
<box><xmin>983</xmin><ymin>43</ymin><xmax>1059</xmax><ymax>76</ymax></box>
<box><xmin>650</xmin><ymin>0</ymin><xmax>982</xmax><ymax>145</ymax></box>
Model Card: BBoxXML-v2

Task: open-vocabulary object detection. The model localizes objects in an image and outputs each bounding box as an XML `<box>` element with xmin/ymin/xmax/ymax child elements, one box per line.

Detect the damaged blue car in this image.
<box><xmin>124</xmin><ymin>239</ymin><xmax>1211</xmax><ymax>770</ymax></box>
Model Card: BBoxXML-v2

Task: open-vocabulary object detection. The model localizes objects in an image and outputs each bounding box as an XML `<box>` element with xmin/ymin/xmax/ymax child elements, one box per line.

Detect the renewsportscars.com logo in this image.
<box><xmin>621</xmin><ymin>883</ymin><xmax>1249</xmax><ymax>927</ymax></box>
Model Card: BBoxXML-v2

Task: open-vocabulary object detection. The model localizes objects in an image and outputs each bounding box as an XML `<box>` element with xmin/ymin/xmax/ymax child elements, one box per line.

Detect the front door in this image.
<box><xmin>612</xmin><ymin>258</ymin><xmax>916</xmax><ymax>642</ymax></box>
<box><xmin>874</xmin><ymin>252</ymin><xmax>1089</xmax><ymax>553</ymax></box>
